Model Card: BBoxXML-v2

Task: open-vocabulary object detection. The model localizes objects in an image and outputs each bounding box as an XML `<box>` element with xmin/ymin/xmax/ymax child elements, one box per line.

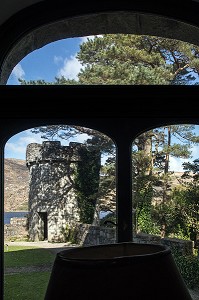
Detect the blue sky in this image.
<box><xmin>7</xmin><ymin>36</ymin><xmax>89</xmax><ymax>85</ymax></box>
<box><xmin>4</xmin><ymin>125</ymin><xmax>199</xmax><ymax>172</ymax></box>
<box><xmin>4</xmin><ymin>129</ymin><xmax>89</xmax><ymax>159</ymax></box>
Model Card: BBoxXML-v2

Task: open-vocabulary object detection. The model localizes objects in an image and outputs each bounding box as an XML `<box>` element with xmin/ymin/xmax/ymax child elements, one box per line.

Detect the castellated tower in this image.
<box><xmin>26</xmin><ymin>141</ymin><xmax>100</xmax><ymax>242</ymax></box>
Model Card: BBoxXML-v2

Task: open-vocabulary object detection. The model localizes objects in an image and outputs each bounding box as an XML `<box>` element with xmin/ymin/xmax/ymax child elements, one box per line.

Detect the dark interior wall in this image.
<box><xmin>1</xmin><ymin>1</ymin><xmax>199</xmax><ymax>299</ymax></box>
<box><xmin>1</xmin><ymin>1</ymin><xmax>199</xmax><ymax>84</ymax></box>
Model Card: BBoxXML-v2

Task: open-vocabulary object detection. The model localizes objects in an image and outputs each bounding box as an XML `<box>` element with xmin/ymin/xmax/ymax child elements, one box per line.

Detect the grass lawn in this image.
<box><xmin>4</xmin><ymin>271</ymin><xmax>51</xmax><ymax>300</ymax></box>
<box><xmin>4</xmin><ymin>245</ymin><xmax>55</xmax><ymax>267</ymax></box>
<box><xmin>4</xmin><ymin>245</ymin><xmax>55</xmax><ymax>300</ymax></box>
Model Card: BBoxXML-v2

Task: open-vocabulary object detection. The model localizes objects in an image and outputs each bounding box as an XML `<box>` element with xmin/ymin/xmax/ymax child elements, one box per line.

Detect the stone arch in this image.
<box><xmin>2</xmin><ymin>9</ymin><xmax>199</xmax><ymax>85</ymax></box>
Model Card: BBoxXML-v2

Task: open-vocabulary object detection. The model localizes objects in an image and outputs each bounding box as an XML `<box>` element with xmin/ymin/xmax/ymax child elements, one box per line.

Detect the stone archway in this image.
<box><xmin>1</xmin><ymin>10</ymin><xmax>199</xmax><ymax>85</ymax></box>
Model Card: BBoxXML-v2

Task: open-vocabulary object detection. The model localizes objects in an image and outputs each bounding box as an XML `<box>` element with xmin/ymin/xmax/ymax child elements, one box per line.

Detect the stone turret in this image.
<box><xmin>26</xmin><ymin>141</ymin><xmax>82</xmax><ymax>165</ymax></box>
<box><xmin>26</xmin><ymin>141</ymin><xmax>100</xmax><ymax>242</ymax></box>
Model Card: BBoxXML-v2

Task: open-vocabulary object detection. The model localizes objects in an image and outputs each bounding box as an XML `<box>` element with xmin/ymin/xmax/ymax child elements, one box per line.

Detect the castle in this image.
<box><xmin>26</xmin><ymin>141</ymin><xmax>101</xmax><ymax>242</ymax></box>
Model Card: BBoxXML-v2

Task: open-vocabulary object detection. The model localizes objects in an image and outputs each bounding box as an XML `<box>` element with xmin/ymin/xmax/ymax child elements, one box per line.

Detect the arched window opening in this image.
<box><xmin>6</xmin><ymin>34</ymin><xmax>199</xmax><ymax>86</ymax></box>
<box><xmin>131</xmin><ymin>123</ymin><xmax>199</xmax><ymax>289</ymax></box>
<box><xmin>4</xmin><ymin>125</ymin><xmax>116</xmax><ymax>246</ymax></box>
<box><xmin>2</xmin><ymin>10</ymin><xmax>199</xmax><ymax>85</ymax></box>
<box><xmin>132</xmin><ymin>123</ymin><xmax>199</xmax><ymax>240</ymax></box>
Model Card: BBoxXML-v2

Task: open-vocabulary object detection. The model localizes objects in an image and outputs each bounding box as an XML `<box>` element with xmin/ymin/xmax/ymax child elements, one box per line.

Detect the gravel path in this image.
<box><xmin>4</xmin><ymin>264</ymin><xmax>53</xmax><ymax>275</ymax></box>
<box><xmin>4</xmin><ymin>240</ymin><xmax>78</xmax><ymax>254</ymax></box>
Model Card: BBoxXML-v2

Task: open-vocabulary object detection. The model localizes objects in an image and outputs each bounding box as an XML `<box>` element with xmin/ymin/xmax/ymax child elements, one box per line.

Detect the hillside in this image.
<box><xmin>4</xmin><ymin>158</ymin><xmax>29</xmax><ymax>212</ymax></box>
<box><xmin>4</xmin><ymin>158</ymin><xmax>188</xmax><ymax>212</ymax></box>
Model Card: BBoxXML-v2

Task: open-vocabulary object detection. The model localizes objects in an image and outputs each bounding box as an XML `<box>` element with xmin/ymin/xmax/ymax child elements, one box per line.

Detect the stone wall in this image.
<box><xmin>65</xmin><ymin>223</ymin><xmax>194</xmax><ymax>256</ymax></box>
<box><xmin>4</xmin><ymin>218</ymin><xmax>194</xmax><ymax>256</ymax></box>
<box><xmin>4</xmin><ymin>217</ymin><xmax>28</xmax><ymax>241</ymax></box>
<box><xmin>75</xmin><ymin>223</ymin><xmax>116</xmax><ymax>246</ymax></box>
<box><xmin>134</xmin><ymin>232</ymin><xmax>194</xmax><ymax>256</ymax></box>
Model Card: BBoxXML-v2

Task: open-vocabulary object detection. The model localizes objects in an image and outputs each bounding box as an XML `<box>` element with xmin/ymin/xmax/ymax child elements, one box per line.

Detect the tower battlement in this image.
<box><xmin>26</xmin><ymin>141</ymin><xmax>83</xmax><ymax>166</ymax></box>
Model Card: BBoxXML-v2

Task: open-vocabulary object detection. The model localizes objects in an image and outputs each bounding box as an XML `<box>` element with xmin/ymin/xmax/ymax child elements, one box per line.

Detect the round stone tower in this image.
<box><xmin>26</xmin><ymin>141</ymin><xmax>100</xmax><ymax>242</ymax></box>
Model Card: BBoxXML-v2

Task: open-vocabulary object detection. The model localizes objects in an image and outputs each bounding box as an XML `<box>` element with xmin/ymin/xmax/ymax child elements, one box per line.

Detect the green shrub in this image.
<box><xmin>61</xmin><ymin>224</ymin><xmax>79</xmax><ymax>244</ymax></box>
<box><xmin>173</xmin><ymin>251</ymin><xmax>199</xmax><ymax>289</ymax></box>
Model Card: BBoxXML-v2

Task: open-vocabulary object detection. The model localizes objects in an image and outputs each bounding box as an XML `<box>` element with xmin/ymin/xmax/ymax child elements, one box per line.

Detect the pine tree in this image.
<box><xmin>19</xmin><ymin>34</ymin><xmax>199</xmax><ymax>85</ymax></box>
<box><xmin>77</xmin><ymin>34</ymin><xmax>199</xmax><ymax>85</ymax></box>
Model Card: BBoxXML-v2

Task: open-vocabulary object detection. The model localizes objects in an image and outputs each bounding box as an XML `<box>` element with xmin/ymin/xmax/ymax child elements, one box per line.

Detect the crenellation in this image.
<box><xmin>26</xmin><ymin>141</ymin><xmax>83</xmax><ymax>167</ymax></box>
<box><xmin>26</xmin><ymin>143</ymin><xmax>42</xmax><ymax>165</ymax></box>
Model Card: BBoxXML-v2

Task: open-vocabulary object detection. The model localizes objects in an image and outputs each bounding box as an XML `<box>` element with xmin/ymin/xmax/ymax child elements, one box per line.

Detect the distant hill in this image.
<box><xmin>4</xmin><ymin>158</ymin><xmax>29</xmax><ymax>212</ymax></box>
<box><xmin>3</xmin><ymin>158</ymin><xmax>187</xmax><ymax>212</ymax></box>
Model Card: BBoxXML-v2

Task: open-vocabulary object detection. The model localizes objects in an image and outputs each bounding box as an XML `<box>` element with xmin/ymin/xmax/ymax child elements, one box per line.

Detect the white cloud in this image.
<box><xmin>54</xmin><ymin>55</ymin><xmax>63</xmax><ymax>65</ymax></box>
<box><xmin>56</xmin><ymin>35</ymin><xmax>103</xmax><ymax>81</ymax></box>
<box><xmin>80</xmin><ymin>35</ymin><xmax>103</xmax><ymax>44</ymax></box>
<box><xmin>5</xmin><ymin>143</ymin><xmax>26</xmax><ymax>156</ymax></box>
<box><xmin>4</xmin><ymin>129</ymin><xmax>90</xmax><ymax>160</ymax></box>
<box><xmin>169</xmin><ymin>157</ymin><xmax>186</xmax><ymax>172</ymax></box>
<box><xmin>11</xmin><ymin>63</ymin><xmax>25</xmax><ymax>81</ymax></box>
<box><xmin>169</xmin><ymin>155</ymin><xmax>199</xmax><ymax>172</ymax></box>
<box><xmin>80</xmin><ymin>35</ymin><xmax>95</xmax><ymax>43</ymax></box>
<box><xmin>190</xmin><ymin>144</ymin><xmax>199</xmax><ymax>160</ymax></box>
<box><xmin>57</xmin><ymin>54</ymin><xmax>83</xmax><ymax>80</ymax></box>
<box><xmin>167</xmin><ymin>142</ymin><xmax>199</xmax><ymax>172</ymax></box>
<box><xmin>70</xmin><ymin>133</ymin><xmax>89</xmax><ymax>144</ymax></box>
<box><xmin>4</xmin><ymin>130</ymin><xmax>43</xmax><ymax>159</ymax></box>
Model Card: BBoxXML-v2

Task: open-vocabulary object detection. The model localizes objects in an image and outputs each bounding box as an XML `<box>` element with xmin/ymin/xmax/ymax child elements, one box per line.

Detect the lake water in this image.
<box><xmin>4</xmin><ymin>211</ymin><xmax>28</xmax><ymax>224</ymax></box>
<box><xmin>4</xmin><ymin>211</ymin><xmax>110</xmax><ymax>225</ymax></box>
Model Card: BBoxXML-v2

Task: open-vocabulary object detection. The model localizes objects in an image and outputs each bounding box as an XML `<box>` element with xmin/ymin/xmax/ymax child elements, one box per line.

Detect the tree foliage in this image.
<box><xmin>20</xmin><ymin>34</ymin><xmax>199</xmax><ymax>240</ymax></box>
<box><xmin>77</xmin><ymin>34</ymin><xmax>199</xmax><ymax>85</ymax></box>
<box><xmin>74</xmin><ymin>147</ymin><xmax>101</xmax><ymax>223</ymax></box>
<box><xmin>132</xmin><ymin>125</ymin><xmax>199</xmax><ymax>237</ymax></box>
